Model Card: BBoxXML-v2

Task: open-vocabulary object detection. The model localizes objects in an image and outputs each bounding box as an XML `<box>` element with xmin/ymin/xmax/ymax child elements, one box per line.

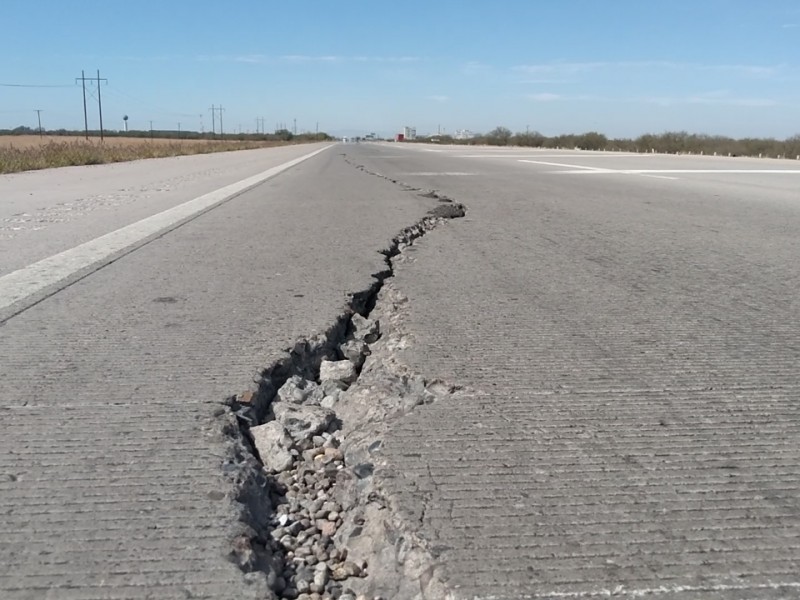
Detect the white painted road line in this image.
<box><xmin>0</xmin><ymin>144</ymin><xmax>332</xmax><ymax>316</ymax></box>
<box><xmin>518</xmin><ymin>159</ymin><xmax>613</xmax><ymax>172</ymax></box>
<box><xmin>554</xmin><ymin>168</ymin><xmax>800</xmax><ymax>174</ymax></box>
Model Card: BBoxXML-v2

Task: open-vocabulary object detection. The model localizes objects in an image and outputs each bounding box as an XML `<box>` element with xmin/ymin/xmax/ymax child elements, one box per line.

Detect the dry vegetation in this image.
<box><xmin>0</xmin><ymin>136</ymin><xmax>299</xmax><ymax>174</ymax></box>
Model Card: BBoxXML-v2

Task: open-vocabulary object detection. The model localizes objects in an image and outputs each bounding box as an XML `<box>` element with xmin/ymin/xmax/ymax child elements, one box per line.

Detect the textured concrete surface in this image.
<box><xmin>0</xmin><ymin>144</ymin><xmax>330</xmax><ymax>277</ymax></box>
<box><xmin>347</xmin><ymin>144</ymin><xmax>800</xmax><ymax>598</ymax></box>
<box><xmin>0</xmin><ymin>146</ymin><xmax>439</xmax><ymax>599</ymax></box>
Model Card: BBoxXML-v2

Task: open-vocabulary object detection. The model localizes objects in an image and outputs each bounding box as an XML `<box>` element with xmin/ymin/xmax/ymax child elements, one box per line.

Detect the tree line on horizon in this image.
<box><xmin>422</xmin><ymin>127</ymin><xmax>800</xmax><ymax>159</ymax></box>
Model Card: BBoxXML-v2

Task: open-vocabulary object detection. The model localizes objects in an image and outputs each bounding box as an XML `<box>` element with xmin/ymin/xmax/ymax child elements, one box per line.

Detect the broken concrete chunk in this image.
<box><xmin>273</xmin><ymin>403</ymin><xmax>335</xmax><ymax>443</ymax></box>
<box><xmin>320</xmin><ymin>393</ymin><xmax>339</xmax><ymax>409</ymax></box>
<box><xmin>250</xmin><ymin>421</ymin><xmax>295</xmax><ymax>473</ymax></box>
<box><xmin>320</xmin><ymin>360</ymin><xmax>357</xmax><ymax>385</ymax></box>
<box><xmin>340</xmin><ymin>339</ymin><xmax>369</xmax><ymax>368</ymax></box>
<box><xmin>351</xmin><ymin>314</ymin><xmax>380</xmax><ymax>344</ymax></box>
<box><xmin>277</xmin><ymin>375</ymin><xmax>321</xmax><ymax>404</ymax></box>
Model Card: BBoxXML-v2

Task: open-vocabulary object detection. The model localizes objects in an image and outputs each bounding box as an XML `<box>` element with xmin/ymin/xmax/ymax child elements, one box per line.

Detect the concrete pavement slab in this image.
<box><xmin>0</xmin><ymin>147</ymin><xmax>439</xmax><ymax>599</ymax></box>
<box><xmin>341</xmin><ymin>144</ymin><xmax>800</xmax><ymax>599</ymax></box>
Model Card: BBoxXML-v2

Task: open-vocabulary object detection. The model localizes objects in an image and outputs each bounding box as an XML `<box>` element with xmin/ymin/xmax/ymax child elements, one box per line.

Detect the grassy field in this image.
<box><xmin>0</xmin><ymin>136</ymin><xmax>297</xmax><ymax>174</ymax></box>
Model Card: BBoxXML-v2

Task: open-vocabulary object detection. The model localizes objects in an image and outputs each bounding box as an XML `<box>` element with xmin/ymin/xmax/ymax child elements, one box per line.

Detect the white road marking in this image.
<box><xmin>523</xmin><ymin>581</ymin><xmax>800</xmax><ymax>599</ymax></box>
<box><xmin>464</xmin><ymin>153</ymin><xmax>646</xmax><ymax>158</ymax></box>
<box><xmin>518</xmin><ymin>159</ymin><xmax>613</xmax><ymax>172</ymax></box>
<box><xmin>401</xmin><ymin>172</ymin><xmax>476</xmax><ymax>176</ymax></box>
<box><xmin>0</xmin><ymin>145</ymin><xmax>333</xmax><ymax>314</ymax></box>
<box><xmin>639</xmin><ymin>174</ymin><xmax>679</xmax><ymax>180</ymax></box>
<box><xmin>561</xmin><ymin>168</ymin><xmax>800</xmax><ymax>174</ymax></box>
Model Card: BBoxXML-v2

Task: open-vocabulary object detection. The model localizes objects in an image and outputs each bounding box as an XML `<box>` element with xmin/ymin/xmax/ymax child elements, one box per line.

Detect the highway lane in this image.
<box><xmin>0</xmin><ymin>143</ymin><xmax>332</xmax><ymax>278</ymax></box>
<box><xmin>345</xmin><ymin>143</ymin><xmax>800</xmax><ymax>599</ymax></box>
<box><xmin>0</xmin><ymin>146</ymin><xmax>441</xmax><ymax>600</ymax></box>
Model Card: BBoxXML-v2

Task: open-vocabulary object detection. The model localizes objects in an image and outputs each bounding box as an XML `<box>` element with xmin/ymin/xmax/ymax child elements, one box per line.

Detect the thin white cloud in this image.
<box><xmin>281</xmin><ymin>55</ymin><xmax>420</xmax><ymax>63</ymax></box>
<box><xmin>234</xmin><ymin>54</ymin><xmax>269</xmax><ymax>64</ymax></box>
<box><xmin>782</xmin><ymin>23</ymin><xmax>798</xmax><ymax>28</ymax></box>
<box><xmin>528</xmin><ymin>92</ymin><xmax>561</xmax><ymax>102</ymax></box>
<box><xmin>281</xmin><ymin>55</ymin><xmax>341</xmax><ymax>62</ymax></box>
<box><xmin>426</xmin><ymin>95</ymin><xmax>449</xmax><ymax>103</ymax></box>
<box><xmin>641</xmin><ymin>91</ymin><xmax>779</xmax><ymax>107</ymax></box>
<box><xmin>513</xmin><ymin>61</ymin><xmax>781</xmax><ymax>77</ymax></box>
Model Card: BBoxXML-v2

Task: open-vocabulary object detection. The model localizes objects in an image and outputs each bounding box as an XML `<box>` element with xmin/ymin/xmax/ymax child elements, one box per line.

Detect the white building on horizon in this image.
<box><xmin>455</xmin><ymin>129</ymin><xmax>474</xmax><ymax>140</ymax></box>
<box><xmin>403</xmin><ymin>126</ymin><xmax>416</xmax><ymax>140</ymax></box>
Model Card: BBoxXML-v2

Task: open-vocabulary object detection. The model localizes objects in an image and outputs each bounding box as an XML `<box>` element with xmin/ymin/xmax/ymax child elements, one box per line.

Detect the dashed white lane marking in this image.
<box><xmin>0</xmin><ymin>145</ymin><xmax>333</xmax><ymax>315</ymax></box>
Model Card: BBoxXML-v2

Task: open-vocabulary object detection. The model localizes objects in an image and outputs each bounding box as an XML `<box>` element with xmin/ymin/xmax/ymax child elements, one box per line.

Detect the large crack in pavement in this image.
<box><xmin>219</xmin><ymin>155</ymin><xmax>468</xmax><ymax>600</ymax></box>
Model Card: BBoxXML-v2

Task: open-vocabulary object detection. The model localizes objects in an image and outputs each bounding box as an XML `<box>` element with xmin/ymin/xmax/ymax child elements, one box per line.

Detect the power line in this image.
<box><xmin>0</xmin><ymin>83</ymin><xmax>72</xmax><ymax>88</ymax></box>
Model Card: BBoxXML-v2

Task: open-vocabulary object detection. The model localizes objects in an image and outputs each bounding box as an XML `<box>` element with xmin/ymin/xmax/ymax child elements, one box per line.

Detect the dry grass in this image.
<box><xmin>0</xmin><ymin>136</ymin><xmax>294</xmax><ymax>174</ymax></box>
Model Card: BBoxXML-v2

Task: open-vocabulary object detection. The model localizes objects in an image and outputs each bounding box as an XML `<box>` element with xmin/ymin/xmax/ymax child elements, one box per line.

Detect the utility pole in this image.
<box><xmin>209</xmin><ymin>105</ymin><xmax>216</xmax><ymax>135</ymax></box>
<box><xmin>316</xmin><ymin>121</ymin><xmax>319</xmax><ymax>134</ymax></box>
<box><xmin>149</xmin><ymin>120</ymin><xmax>154</xmax><ymax>140</ymax></box>
<box><xmin>293</xmin><ymin>118</ymin><xmax>297</xmax><ymax>135</ymax></box>
<box><xmin>34</xmin><ymin>109</ymin><xmax>43</xmax><ymax>137</ymax></box>
<box><xmin>77</xmin><ymin>70</ymin><xmax>88</xmax><ymax>139</ymax></box>
<box><xmin>219</xmin><ymin>106</ymin><xmax>224</xmax><ymax>138</ymax></box>
<box><xmin>75</xmin><ymin>70</ymin><xmax>107</xmax><ymax>140</ymax></box>
<box><xmin>177</xmin><ymin>122</ymin><xmax>181</xmax><ymax>138</ymax></box>
<box><xmin>96</xmin><ymin>70</ymin><xmax>106</xmax><ymax>141</ymax></box>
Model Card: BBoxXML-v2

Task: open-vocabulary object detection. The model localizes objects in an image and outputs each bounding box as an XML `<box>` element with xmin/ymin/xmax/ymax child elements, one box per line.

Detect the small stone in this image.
<box><xmin>239</xmin><ymin>390</ymin><xmax>258</xmax><ymax>404</ymax></box>
<box><xmin>331</xmin><ymin>561</ymin><xmax>362</xmax><ymax>581</ymax></box>
<box><xmin>323</xmin><ymin>447</ymin><xmax>344</xmax><ymax>463</ymax></box>
<box><xmin>328</xmin><ymin>511</ymin><xmax>339</xmax><ymax>522</ymax></box>
<box><xmin>317</xmin><ymin>519</ymin><xmax>337</xmax><ymax>537</ymax></box>
<box><xmin>303</xmin><ymin>447</ymin><xmax>323</xmax><ymax>462</ymax></box>
<box><xmin>320</xmin><ymin>394</ymin><xmax>338</xmax><ymax>409</ymax></box>
<box><xmin>319</xmin><ymin>360</ymin><xmax>357</xmax><ymax>385</ymax></box>
<box><xmin>250</xmin><ymin>421</ymin><xmax>295</xmax><ymax>473</ymax></box>
<box><xmin>280</xmin><ymin>534</ymin><xmax>298</xmax><ymax>550</ymax></box>
<box><xmin>313</xmin><ymin>562</ymin><xmax>329</xmax><ymax>589</ymax></box>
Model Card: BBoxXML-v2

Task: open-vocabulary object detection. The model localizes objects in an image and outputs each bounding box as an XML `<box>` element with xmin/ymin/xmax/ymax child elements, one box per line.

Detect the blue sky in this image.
<box><xmin>1</xmin><ymin>0</ymin><xmax>798</xmax><ymax>138</ymax></box>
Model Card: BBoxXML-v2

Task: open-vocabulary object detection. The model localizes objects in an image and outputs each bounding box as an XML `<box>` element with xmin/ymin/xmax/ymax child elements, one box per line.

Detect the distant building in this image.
<box><xmin>455</xmin><ymin>129</ymin><xmax>474</xmax><ymax>140</ymax></box>
<box><xmin>403</xmin><ymin>126</ymin><xmax>416</xmax><ymax>141</ymax></box>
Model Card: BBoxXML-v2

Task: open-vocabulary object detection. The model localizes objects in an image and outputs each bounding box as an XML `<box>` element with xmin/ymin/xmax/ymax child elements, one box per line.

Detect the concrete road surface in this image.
<box><xmin>2</xmin><ymin>142</ymin><xmax>800</xmax><ymax>599</ymax></box>
<box><xmin>349</xmin><ymin>143</ymin><xmax>800</xmax><ymax>599</ymax></box>
<box><xmin>0</xmin><ymin>144</ymin><xmax>442</xmax><ymax>599</ymax></box>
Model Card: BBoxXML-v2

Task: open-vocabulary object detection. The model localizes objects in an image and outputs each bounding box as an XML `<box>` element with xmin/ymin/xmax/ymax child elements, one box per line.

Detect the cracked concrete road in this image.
<box><xmin>0</xmin><ymin>145</ymin><xmax>441</xmax><ymax>599</ymax></box>
<box><xmin>3</xmin><ymin>140</ymin><xmax>800</xmax><ymax>600</ymax></box>
<box><xmin>346</xmin><ymin>143</ymin><xmax>800</xmax><ymax>599</ymax></box>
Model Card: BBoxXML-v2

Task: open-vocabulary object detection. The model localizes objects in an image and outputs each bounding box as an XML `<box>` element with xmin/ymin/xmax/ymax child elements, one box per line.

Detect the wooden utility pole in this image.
<box><xmin>34</xmin><ymin>109</ymin><xmax>43</xmax><ymax>137</ymax></box>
